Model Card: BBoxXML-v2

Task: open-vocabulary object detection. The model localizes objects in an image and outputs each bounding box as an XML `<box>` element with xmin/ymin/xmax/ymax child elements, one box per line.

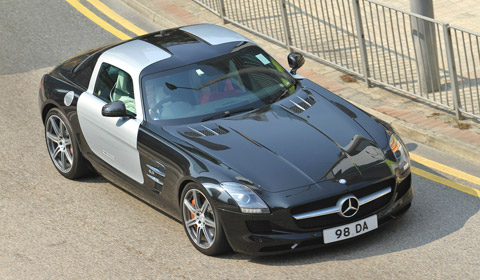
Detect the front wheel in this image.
<box><xmin>45</xmin><ymin>108</ymin><xmax>89</xmax><ymax>179</ymax></box>
<box><xmin>181</xmin><ymin>183</ymin><xmax>230</xmax><ymax>255</ymax></box>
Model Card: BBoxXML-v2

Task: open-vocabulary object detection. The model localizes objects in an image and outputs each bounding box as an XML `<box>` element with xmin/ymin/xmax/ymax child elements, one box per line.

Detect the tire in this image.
<box><xmin>181</xmin><ymin>183</ymin><xmax>231</xmax><ymax>255</ymax></box>
<box><xmin>45</xmin><ymin>108</ymin><xmax>90</xmax><ymax>179</ymax></box>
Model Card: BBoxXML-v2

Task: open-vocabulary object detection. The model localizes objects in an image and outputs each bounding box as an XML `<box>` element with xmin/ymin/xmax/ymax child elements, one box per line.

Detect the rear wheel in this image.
<box><xmin>45</xmin><ymin>108</ymin><xmax>89</xmax><ymax>179</ymax></box>
<box><xmin>181</xmin><ymin>183</ymin><xmax>230</xmax><ymax>255</ymax></box>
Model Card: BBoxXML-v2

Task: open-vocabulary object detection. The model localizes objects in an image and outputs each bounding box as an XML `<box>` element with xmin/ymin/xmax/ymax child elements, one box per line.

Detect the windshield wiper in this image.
<box><xmin>271</xmin><ymin>88</ymin><xmax>289</xmax><ymax>103</ymax></box>
<box><xmin>201</xmin><ymin>107</ymin><xmax>254</xmax><ymax>122</ymax></box>
<box><xmin>270</xmin><ymin>80</ymin><xmax>297</xmax><ymax>103</ymax></box>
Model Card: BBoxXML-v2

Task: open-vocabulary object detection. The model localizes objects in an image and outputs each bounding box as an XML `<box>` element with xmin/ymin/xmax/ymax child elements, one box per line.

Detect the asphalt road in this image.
<box><xmin>0</xmin><ymin>0</ymin><xmax>479</xmax><ymax>279</ymax></box>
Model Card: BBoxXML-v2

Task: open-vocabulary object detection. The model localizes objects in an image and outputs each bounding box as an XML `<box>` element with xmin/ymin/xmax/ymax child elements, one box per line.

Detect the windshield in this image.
<box><xmin>141</xmin><ymin>46</ymin><xmax>297</xmax><ymax>124</ymax></box>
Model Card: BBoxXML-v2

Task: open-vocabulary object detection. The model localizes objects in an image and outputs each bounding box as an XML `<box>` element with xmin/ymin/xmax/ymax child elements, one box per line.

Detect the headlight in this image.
<box><xmin>220</xmin><ymin>182</ymin><xmax>270</xmax><ymax>214</ymax></box>
<box><xmin>389</xmin><ymin>132</ymin><xmax>410</xmax><ymax>171</ymax></box>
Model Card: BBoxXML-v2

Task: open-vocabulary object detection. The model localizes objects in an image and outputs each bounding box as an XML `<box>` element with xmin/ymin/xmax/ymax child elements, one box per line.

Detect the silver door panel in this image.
<box><xmin>77</xmin><ymin>92</ymin><xmax>144</xmax><ymax>184</ymax></box>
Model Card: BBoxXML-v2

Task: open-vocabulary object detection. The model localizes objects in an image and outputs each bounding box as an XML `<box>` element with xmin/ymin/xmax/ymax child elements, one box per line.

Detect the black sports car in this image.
<box><xmin>39</xmin><ymin>24</ymin><xmax>413</xmax><ymax>255</ymax></box>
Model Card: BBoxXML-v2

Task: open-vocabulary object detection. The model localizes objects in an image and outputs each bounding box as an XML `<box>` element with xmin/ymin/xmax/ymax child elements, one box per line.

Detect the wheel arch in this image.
<box><xmin>42</xmin><ymin>103</ymin><xmax>57</xmax><ymax>125</ymax></box>
<box><xmin>177</xmin><ymin>177</ymin><xmax>228</xmax><ymax>206</ymax></box>
<box><xmin>178</xmin><ymin>179</ymin><xmax>195</xmax><ymax>205</ymax></box>
<box><xmin>44</xmin><ymin>105</ymin><xmax>91</xmax><ymax>179</ymax></box>
<box><xmin>176</xmin><ymin>176</ymin><xmax>239</xmax><ymax>216</ymax></box>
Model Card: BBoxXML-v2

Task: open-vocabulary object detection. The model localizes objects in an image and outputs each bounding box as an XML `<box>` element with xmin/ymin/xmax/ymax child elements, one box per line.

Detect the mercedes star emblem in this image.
<box><xmin>337</xmin><ymin>195</ymin><xmax>360</xmax><ymax>218</ymax></box>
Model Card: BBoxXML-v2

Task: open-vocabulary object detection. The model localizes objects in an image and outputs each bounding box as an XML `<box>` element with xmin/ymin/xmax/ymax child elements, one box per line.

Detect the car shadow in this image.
<box><xmin>405</xmin><ymin>142</ymin><xmax>418</xmax><ymax>152</ymax></box>
<box><xmin>78</xmin><ymin>174</ymin><xmax>109</xmax><ymax>184</ymax></box>
<box><xmin>77</xmin><ymin>174</ymin><xmax>183</xmax><ymax>224</ymax></box>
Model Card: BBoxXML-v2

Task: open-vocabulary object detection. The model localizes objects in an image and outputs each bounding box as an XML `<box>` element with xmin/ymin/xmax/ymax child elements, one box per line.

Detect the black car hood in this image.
<box><xmin>163</xmin><ymin>88</ymin><xmax>389</xmax><ymax>192</ymax></box>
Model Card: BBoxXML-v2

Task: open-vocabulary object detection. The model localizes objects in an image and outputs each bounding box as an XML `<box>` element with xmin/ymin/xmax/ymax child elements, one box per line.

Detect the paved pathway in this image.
<box><xmin>378</xmin><ymin>0</ymin><xmax>480</xmax><ymax>33</ymax></box>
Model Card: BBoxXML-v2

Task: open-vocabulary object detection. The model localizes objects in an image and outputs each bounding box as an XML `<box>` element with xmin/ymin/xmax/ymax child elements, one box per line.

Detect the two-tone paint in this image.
<box><xmin>39</xmin><ymin>24</ymin><xmax>413</xmax><ymax>255</ymax></box>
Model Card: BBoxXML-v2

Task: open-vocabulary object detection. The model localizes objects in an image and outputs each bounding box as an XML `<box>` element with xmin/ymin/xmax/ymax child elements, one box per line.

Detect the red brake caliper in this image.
<box><xmin>191</xmin><ymin>198</ymin><xmax>197</xmax><ymax>230</ymax></box>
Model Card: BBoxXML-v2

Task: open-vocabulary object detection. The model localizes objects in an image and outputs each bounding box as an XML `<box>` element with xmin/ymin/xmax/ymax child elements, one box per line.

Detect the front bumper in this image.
<box><xmin>218</xmin><ymin>183</ymin><xmax>413</xmax><ymax>255</ymax></box>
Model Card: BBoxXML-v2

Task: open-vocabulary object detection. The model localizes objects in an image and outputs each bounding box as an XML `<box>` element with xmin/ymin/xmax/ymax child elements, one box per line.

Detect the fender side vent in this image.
<box><xmin>182</xmin><ymin>125</ymin><xmax>229</xmax><ymax>137</ymax></box>
<box><xmin>146</xmin><ymin>161</ymin><xmax>166</xmax><ymax>193</ymax></box>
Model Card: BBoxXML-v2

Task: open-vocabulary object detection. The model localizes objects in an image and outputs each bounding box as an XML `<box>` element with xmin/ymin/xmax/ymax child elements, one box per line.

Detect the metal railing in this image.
<box><xmin>193</xmin><ymin>0</ymin><xmax>480</xmax><ymax>119</ymax></box>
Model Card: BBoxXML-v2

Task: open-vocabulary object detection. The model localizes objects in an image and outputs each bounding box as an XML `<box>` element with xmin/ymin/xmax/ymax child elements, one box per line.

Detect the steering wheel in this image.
<box><xmin>150</xmin><ymin>96</ymin><xmax>175</xmax><ymax>119</ymax></box>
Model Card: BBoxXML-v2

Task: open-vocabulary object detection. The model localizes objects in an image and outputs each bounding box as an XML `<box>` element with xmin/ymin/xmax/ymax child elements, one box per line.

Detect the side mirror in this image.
<box><xmin>287</xmin><ymin>52</ymin><xmax>305</xmax><ymax>75</ymax></box>
<box><xmin>102</xmin><ymin>101</ymin><xmax>129</xmax><ymax>117</ymax></box>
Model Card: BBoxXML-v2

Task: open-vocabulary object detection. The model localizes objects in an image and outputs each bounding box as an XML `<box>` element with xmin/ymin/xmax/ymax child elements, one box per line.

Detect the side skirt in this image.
<box><xmin>84</xmin><ymin>152</ymin><xmax>182</xmax><ymax>221</ymax></box>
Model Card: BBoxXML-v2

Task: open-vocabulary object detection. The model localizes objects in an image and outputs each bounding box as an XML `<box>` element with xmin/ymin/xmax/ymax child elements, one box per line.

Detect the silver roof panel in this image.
<box><xmin>181</xmin><ymin>24</ymin><xmax>252</xmax><ymax>45</ymax></box>
<box><xmin>101</xmin><ymin>40</ymin><xmax>171</xmax><ymax>76</ymax></box>
<box><xmin>88</xmin><ymin>40</ymin><xmax>171</xmax><ymax>121</ymax></box>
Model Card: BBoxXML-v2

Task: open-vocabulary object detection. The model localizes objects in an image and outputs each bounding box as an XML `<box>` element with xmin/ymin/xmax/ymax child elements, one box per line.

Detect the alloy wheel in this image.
<box><xmin>182</xmin><ymin>189</ymin><xmax>217</xmax><ymax>249</ymax></box>
<box><xmin>45</xmin><ymin>115</ymin><xmax>74</xmax><ymax>173</ymax></box>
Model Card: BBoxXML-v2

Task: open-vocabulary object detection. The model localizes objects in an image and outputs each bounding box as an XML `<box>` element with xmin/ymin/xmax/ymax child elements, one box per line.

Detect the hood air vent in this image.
<box><xmin>182</xmin><ymin>124</ymin><xmax>229</xmax><ymax>137</ymax></box>
<box><xmin>288</xmin><ymin>95</ymin><xmax>316</xmax><ymax>114</ymax></box>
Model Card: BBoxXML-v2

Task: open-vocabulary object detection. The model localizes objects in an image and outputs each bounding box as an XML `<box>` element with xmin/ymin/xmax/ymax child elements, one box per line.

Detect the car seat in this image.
<box><xmin>111</xmin><ymin>71</ymin><xmax>136</xmax><ymax>114</ymax></box>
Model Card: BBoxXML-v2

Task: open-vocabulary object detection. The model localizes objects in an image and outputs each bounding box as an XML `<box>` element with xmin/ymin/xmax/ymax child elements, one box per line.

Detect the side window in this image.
<box><xmin>93</xmin><ymin>63</ymin><xmax>136</xmax><ymax>115</ymax></box>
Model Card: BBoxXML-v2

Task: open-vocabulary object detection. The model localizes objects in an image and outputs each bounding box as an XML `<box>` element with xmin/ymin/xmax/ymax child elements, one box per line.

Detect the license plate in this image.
<box><xmin>323</xmin><ymin>215</ymin><xmax>378</xmax><ymax>244</ymax></box>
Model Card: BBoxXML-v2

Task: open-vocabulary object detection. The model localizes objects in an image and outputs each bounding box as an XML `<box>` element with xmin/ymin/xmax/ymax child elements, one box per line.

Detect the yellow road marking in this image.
<box><xmin>87</xmin><ymin>0</ymin><xmax>147</xmax><ymax>36</ymax></box>
<box><xmin>65</xmin><ymin>0</ymin><xmax>131</xmax><ymax>40</ymax></box>
<box><xmin>412</xmin><ymin>166</ymin><xmax>480</xmax><ymax>198</ymax></box>
<box><xmin>411</xmin><ymin>153</ymin><xmax>480</xmax><ymax>186</ymax></box>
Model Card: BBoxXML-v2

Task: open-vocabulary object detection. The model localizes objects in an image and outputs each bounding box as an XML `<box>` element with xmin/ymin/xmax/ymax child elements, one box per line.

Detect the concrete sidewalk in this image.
<box><xmin>122</xmin><ymin>0</ymin><xmax>480</xmax><ymax>164</ymax></box>
<box><xmin>378</xmin><ymin>0</ymin><xmax>480</xmax><ymax>33</ymax></box>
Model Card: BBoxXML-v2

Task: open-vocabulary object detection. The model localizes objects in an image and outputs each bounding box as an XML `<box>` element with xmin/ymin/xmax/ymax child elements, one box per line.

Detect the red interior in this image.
<box><xmin>199</xmin><ymin>79</ymin><xmax>243</xmax><ymax>104</ymax></box>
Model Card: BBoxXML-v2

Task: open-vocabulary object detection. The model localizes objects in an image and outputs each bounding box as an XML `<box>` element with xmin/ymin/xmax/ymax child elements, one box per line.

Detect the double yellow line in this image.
<box><xmin>410</xmin><ymin>154</ymin><xmax>480</xmax><ymax>198</ymax></box>
<box><xmin>66</xmin><ymin>0</ymin><xmax>480</xmax><ymax>199</ymax></box>
<box><xmin>65</xmin><ymin>0</ymin><xmax>146</xmax><ymax>40</ymax></box>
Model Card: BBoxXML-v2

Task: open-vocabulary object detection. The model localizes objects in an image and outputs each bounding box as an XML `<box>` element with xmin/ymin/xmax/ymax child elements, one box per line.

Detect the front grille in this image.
<box><xmin>246</xmin><ymin>220</ymin><xmax>272</xmax><ymax>234</ymax></box>
<box><xmin>292</xmin><ymin>178</ymin><xmax>395</xmax><ymax>230</ymax></box>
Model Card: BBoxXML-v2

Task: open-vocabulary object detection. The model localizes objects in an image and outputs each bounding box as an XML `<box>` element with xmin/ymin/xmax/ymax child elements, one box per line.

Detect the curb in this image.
<box><xmin>120</xmin><ymin>0</ymin><xmax>480</xmax><ymax>166</ymax></box>
<box><xmin>121</xmin><ymin>0</ymin><xmax>177</xmax><ymax>28</ymax></box>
